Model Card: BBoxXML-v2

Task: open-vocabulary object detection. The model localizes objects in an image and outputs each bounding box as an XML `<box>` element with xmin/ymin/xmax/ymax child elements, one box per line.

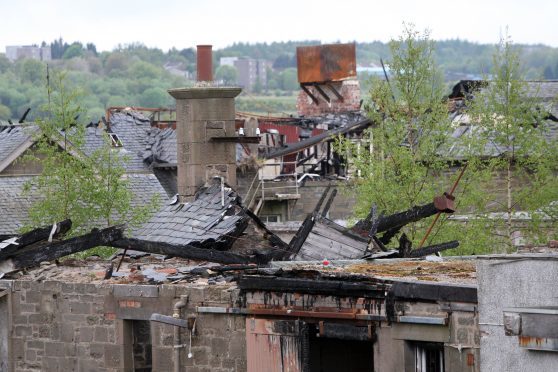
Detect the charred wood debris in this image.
<box><xmin>0</xmin><ymin>186</ymin><xmax>460</xmax><ymax>283</ymax></box>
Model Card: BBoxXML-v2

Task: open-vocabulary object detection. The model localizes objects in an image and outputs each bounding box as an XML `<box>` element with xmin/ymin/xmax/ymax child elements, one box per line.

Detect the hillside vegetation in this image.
<box><xmin>1</xmin><ymin>39</ymin><xmax>557</xmax><ymax>121</ymax></box>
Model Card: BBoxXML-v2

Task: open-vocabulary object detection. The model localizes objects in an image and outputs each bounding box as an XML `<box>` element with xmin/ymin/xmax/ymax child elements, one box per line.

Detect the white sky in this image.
<box><xmin>1</xmin><ymin>0</ymin><xmax>556</xmax><ymax>52</ymax></box>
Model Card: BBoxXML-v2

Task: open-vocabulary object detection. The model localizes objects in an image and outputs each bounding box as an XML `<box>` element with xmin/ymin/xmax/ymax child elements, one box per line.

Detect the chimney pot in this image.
<box><xmin>196</xmin><ymin>45</ymin><xmax>213</xmax><ymax>82</ymax></box>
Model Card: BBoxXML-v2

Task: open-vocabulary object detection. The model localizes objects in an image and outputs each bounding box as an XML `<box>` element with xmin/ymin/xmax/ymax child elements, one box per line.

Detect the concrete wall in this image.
<box><xmin>0</xmin><ymin>280</ymin><xmax>247</xmax><ymax>372</ymax></box>
<box><xmin>477</xmin><ymin>255</ymin><xmax>558</xmax><ymax>372</ymax></box>
<box><xmin>375</xmin><ymin>301</ymin><xmax>480</xmax><ymax>372</ymax></box>
<box><xmin>1</xmin><ymin>288</ymin><xmax>10</xmax><ymax>372</ymax></box>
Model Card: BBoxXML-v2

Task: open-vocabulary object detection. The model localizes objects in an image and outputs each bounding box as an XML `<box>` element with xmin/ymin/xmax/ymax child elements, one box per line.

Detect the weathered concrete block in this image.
<box><xmin>44</xmin><ymin>342</ymin><xmax>65</xmax><ymax>357</ymax></box>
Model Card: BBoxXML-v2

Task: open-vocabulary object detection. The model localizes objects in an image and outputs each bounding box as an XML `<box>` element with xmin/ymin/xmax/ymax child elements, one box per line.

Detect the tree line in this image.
<box><xmin>1</xmin><ymin>37</ymin><xmax>557</xmax><ymax>122</ymax></box>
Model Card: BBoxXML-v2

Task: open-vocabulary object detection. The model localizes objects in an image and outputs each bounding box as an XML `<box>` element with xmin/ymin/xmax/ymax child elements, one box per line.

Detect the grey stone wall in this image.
<box><xmin>477</xmin><ymin>255</ymin><xmax>558</xmax><ymax>372</ymax></box>
<box><xmin>0</xmin><ymin>280</ymin><xmax>247</xmax><ymax>372</ymax></box>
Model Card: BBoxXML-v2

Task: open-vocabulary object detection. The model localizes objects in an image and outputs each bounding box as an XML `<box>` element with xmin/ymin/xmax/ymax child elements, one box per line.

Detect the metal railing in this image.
<box><xmin>259</xmin><ymin>161</ymin><xmax>299</xmax><ymax>201</ymax></box>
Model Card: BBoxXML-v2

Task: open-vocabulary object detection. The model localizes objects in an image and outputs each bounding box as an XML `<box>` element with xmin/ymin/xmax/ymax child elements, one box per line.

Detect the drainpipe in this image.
<box><xmin>173</xmin><ymin>296</ymin><xmax>189</xmax><ymax>372</ymax></box>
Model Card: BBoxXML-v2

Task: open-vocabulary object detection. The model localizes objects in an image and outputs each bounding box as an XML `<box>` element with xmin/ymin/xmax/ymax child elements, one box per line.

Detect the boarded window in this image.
<box><xmin>246</xmin><ymin>318</ymin><xmax>304</xmax><ymax>372</ymax></box>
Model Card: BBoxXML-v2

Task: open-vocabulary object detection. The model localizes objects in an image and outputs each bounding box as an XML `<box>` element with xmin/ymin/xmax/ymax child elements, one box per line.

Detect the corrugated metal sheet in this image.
<box><xmin>246</xmin><ymin>318</ymin><xmax>302</xmax><ymax>372</ymax></box>
<box><xmin>297</xmin><ymin>43</ymin><xmax>357</xmax><ymax>84</ymax></box>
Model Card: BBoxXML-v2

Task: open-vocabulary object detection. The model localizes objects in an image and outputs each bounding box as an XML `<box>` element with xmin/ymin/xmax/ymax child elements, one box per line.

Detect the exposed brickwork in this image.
<box><xmin>297</xmin><ymin>80</ymin><xmax>361</xmax><ymax>117</ymax></box>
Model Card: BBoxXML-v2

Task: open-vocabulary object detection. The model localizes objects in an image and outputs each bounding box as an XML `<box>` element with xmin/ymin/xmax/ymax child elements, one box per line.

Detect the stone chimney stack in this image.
<box><xmin>169</xmin><ymin>45</ymin><xmax>241</xmax><ymax>202</ymax></box>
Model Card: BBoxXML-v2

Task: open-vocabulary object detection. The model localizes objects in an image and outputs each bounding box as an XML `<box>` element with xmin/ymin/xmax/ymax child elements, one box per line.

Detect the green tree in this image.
<box><xmin>279</xmin><ymin>68</ymin><xmax>298</xmax><ymax>91</ymax></box>
<box><xmin>24</xmin><ymin>71</ymin><xmax>158</xmax><ymax>239</ymax></box>
<box><xmin>139</xmin><ymin>87</ymin><xmax>169</xmax><ymax>107</ymax></box>
<box><xmin>335</xmin><ymin>25</ymin><xmax>489</xmax><ymax>254</ymax></box>
<box><xmin>0</xmin><ymin>103</ymin><xmax>11</xmax><ymax>119</ymax></box>
<box><xmin>215</xmin><ymin>65</ymin><xmax>238</xmax><ymax>85</ymax></box>
<box><xmin>18</xmin><ymin>59</ymin><xmax>45</xmax><ymax>84</ymax></box>
<box><xmin>467</xmin><ymin>35</ymin><xmax>558</xmax><ymax>249</ymax></box>
<box><xmin>62</xmin><ymin>43</ymin><xmax>84</xmax><ymax>59</ymax></box>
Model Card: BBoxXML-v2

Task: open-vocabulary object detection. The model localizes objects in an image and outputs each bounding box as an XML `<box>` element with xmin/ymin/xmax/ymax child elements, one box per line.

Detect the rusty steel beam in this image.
<box><xmin>300</xmin><ymin>84</ymin><xmax>319</xmax><ymax>105</ymax></box>
<box><xmin>313</xmin><ymin>84</ymin><xmax>331</xmax><ymax>103</ymax></box>
<box><xmin>326</xmin><ymin>83</ymin><xmax>344</xmax><ymax>102</ymax></box>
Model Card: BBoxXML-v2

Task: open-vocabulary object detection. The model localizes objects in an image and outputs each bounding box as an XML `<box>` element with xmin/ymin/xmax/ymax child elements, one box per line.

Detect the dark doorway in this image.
<box><xmin>308</xmin><ymin>324</ymin><xmax>374</xmax><ymax>372</ymax></box>
<box><xmin>131</xmin><ymin>320</ymin><xmax>152</xmax><ymax>372</ymax></box>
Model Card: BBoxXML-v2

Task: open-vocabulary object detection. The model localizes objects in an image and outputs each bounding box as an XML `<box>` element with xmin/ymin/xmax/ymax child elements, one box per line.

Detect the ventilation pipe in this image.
<box><xmin>196</xmin><ymin>45</ymin><xmax>213</xmax><ymax>82</ymax></box>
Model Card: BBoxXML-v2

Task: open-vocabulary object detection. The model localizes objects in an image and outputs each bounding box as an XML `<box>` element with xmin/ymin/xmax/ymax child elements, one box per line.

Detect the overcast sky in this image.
<box><xmin>1</xmin><ymin>0</ymin><xmax>556</xmax><ymax>52</ymax></box>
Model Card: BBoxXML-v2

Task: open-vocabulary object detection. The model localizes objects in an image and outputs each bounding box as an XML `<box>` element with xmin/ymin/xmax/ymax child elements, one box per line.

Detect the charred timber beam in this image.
<box><xmin>210</xmin><ymin>136</ymin><xmax>260</xmax><ymax>144</ymax></box>
<box><xmin>389</xmin><ymin>281</ymin><xmax>477</xmax><ymax>303</ymax></box>
<box><xmin>321</xmin><ymin>189</ymin><xmax>338</xmax><ymax>218</ymax></box>
<box><xmin>0</xmin><ymin>220</ymin><xmax>72</xmax><ymax>260</ymax></box>
<box><xmin>408</xmin><ymin>240</ymin><xmax>459</xmax><ymax>258</ymax></box>
<box><xmin>239</xmin><ymin>275</ymin><xmax>387</xmax><ymax>298</ymax></box>
<box><xmin>285</xmin><ymin>214</ymin><xmax>316</xmax><ymax>259</ymax></box>
<box><xmin>0</xmin><ymin>225</ymin><xmax>123</xmax><ymax>274</ymax></box>
<box><xmin>112</xmin><ymin>238</ymin><xmax>253</xmax><ymax>265</ymax></box>
<box><xmin>353</xmin><ymin>194</ymin><xmax>456</xmax><ymax>238</ymax></box>
<box><xmin>352</xmin><ymin>203</ymin><xmax>438</xmax><ymax>237</ymax></box>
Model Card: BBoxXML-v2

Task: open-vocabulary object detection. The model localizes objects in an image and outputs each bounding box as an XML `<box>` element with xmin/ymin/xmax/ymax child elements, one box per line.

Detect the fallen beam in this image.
<box><xmin>0</xmin><ymin>220</ymin><xmax>73</xmax><ymax>261</ymax></box>
<box><xmin>112</xmin><ymin>238</ymin><xmax>253</xmax><ymax>265</ymax></box>
<box><xmin>408</xmin><ymin>240</ymin><xmax>459</xmax><ymax>258</ymax></box>
<box><xmin>0</xmin><ymin>225</ymin><xmax>123</xmax><ymax>274</ymax></box>
<box><xmin>352</xmin><ymin>203</ymin><xmax>438</xmax><ymax>237</ymax></box>
<box><xmin>239</xmin><ymin>275</ymin><xmax>387</xmax><ymax>298</ymax></box>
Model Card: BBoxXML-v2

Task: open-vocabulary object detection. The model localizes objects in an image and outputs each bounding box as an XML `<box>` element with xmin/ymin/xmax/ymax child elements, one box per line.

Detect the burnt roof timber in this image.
<box><xmin>112</xmin><ymin>238</ymin><xmax>255</xmax><ymax>265</ymax></box>
<box><xmin>0</xmin><ymin>225</ymin><xmax>124</xmax><ymax>274</ymax></box>
<box><xmin>0</xmin><ymin>219</ymin><xmax>72</xmax><ymax>260</ymax></box>
<box><xmin>264</xmin><ymin>118</ymin><xmax>371</xmax><ymax>159</ymax></box>
<box><xmin>389</xmin><ymin>280</ymin><xmax>477</xmax><ymax>303</ymax></box>
<box><xmin>239</xmin><ymin>275</ymin><xmax>388</xmax><ymax>298</ymax></box>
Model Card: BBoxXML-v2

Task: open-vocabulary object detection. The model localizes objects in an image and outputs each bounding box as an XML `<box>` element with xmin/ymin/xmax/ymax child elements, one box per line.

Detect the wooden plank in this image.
<box><xmin>311</xmin><ymin>223</ymin><xmax>368</xmax><ymax>250</ymax></box>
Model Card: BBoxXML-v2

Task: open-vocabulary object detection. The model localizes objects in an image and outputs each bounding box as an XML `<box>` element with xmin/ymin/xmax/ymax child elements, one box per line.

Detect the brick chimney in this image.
<box><xmin>168</xmin><ymin>45</ymin><xmax>241</xmax><ymax>202</ymax></box>
<box><xmin>296</xmin><ymin>80</ymin><xmax>361</xmax><ymax>117</ymax></box>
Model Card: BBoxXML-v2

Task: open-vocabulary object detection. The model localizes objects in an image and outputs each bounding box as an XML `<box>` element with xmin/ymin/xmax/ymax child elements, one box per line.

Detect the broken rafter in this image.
<box><xmin>0</xmin><ymin>219</ymin><xmax>72</xmax><ymax>260</ymax></box>
<box><xmin>112</xmin><ymin>238</ymin><xmax>254</xmax><ymax>265</ymax></box>
<box><xmin>0</xmin><ymin>225</ymin><xmax>123</xmax><ymax>274</ymax></box>
<box><xmin>408</xmin><ymin>240</ymin><xmax>459</xmax><ymax>258</ymax></box>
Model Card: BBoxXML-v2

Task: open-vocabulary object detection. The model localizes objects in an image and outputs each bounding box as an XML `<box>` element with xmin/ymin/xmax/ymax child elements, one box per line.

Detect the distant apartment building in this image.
<box><xmin>218</xmin><ymin>57</ymin><xmax>271</xmax><ymax>92</ymax></box>
<box><xmin>219</xmin><ymin>56</ymin><xmax>238</xmax><ymax>67</ymax></box>
<box><xmin>5</xmin><ymin>45</ymin><xmax>51</xmax><ymax>62</ymax></box>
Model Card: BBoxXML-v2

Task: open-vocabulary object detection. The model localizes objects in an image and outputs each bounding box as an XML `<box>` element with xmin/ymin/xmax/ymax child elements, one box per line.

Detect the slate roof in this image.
<box><xmin>140</xmin><ymin>127</ymin><xmax>177</xmax><ymax>165</ymax></box>
<box><xmin>0</xmin><ymin>176</ymin><xmax>36</xmax><ymax>235</ymax></box>
<box><xmin>79</xmin><ymin>112</ymin><xmax>152</xmax><ymax>171</ymax></box>
<box><xmin>74</xmin><ymin>111</ymin><xmax>178</xmax><ymax>175</ymax></box>
<box><xmin>0</xmin><ymin>173</ymin><xmax>167</xmax><ymax>236</ymax></box>
<box><xmin>130</xmin><ymin>182</ymin><xmax>247</xmax><ymax>249</ymax></box>
<box><xmin>0</xmin><ymin>125</ymin><xmax>37</xmax><ymax>169</ymax></box>
<box><xmin>153</xmin><ymin>168</ymin><xmax>177</xmax><ymax>197</ymax></box>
